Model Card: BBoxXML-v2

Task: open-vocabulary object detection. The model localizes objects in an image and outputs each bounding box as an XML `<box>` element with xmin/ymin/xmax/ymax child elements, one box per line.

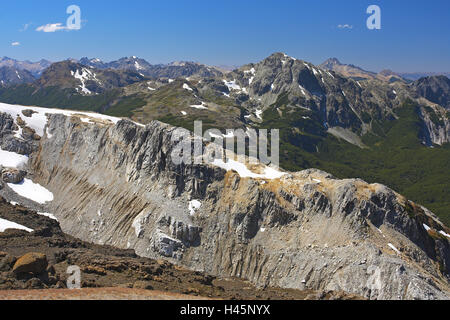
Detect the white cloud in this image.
<box><xmin>338</xmin><ymin>24</ymin><xmax>353</xmax><ymax>29</ymax></box>
<box><xmin>36</xmin><ymin>23</ymin><xmax>68</xmax><ymax>33</ymax></box>
<box><xmin>11</xmin><ymin>42</ymin><xmax>20</xmax><ymax>46</ymax></box>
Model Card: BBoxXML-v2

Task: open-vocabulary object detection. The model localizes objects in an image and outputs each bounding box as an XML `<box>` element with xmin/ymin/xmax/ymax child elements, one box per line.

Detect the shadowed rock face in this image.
<box><xmin>413</xmin><ymin>76</ymin><xmax>450</xmax><ymax>110</ymax></box>
<box><xmin>23</xmin><ymin>113</ymin><xmax>450</xmax><ymax>300</ymax></box>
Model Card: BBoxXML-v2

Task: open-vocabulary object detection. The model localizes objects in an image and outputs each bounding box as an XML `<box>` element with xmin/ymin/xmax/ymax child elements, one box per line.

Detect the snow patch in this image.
<box><xmin>223</xmin><ymin>79</ymin><xmax>241</xmax><ymax>91</ymax></box>
<box><xmin>0</xmin><ymin>218</ymin><xmax>33</xmax><ymax>233</ymax></box>
<box><xmin>7</xmin><ymin>178</ymin><xmax>54</xmax><ymax>204</ymax></box>
<box><xmin>439</xmin><ymin>230</ymin><xmax>450</xmax><ymax>238</ymax></box>
<box><xmin>298</xmin><ymin>85</ymin><xmax>307</xmax><ymax>96</ymax></box>
<box><xmin>72</xmin><ymin>68</ymin><xmax>100</xmax><ymax>95</ymax></box>
<box><xmin>0</xmin><ymin>148</ymin><xmax>29</xmax><ymax>168</ymax></box>
<box><xmin>46</xmin><ymin>127</ymin><xmax>53</xmax><ymax>139</ymax></box>
<box><xmin>388</xmin><ymin>243</ymin><xmax>401</xmax><ymax>254</ymax></box>
<box><xmin>188</xmin><ymin>200</ymin><xmax>202</xmax><ymax>215</ymax></box>
<box><xmin>190</xmin><ymin>102</ymin><xmax>208</xmax><ymax>110</ymax></box>
<box><xmin>212</xmin><ymin>158</ymin><xmax>286</xmax><ymax>180</ymax></box>
<box><xmin>244</xmin><ymin>68</ymin><xmax>256</xmax><ymax>75</ymax></box>
<box><xmin>38</xmin><ymin>212</ymin><xmax>58</xmax><ymax>221</ymax></box>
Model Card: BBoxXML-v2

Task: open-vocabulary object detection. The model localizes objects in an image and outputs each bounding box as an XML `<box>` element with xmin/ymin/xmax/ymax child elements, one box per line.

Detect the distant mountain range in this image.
<box><xmin>320</xmin><ymin>58</ymin><xmax>405</xmax><ymax>82</ymax></box>
<box><xmin>0</xmin><ymin>57</ymin><xmax>51</xmax><ymax>77</ymax></box>
<box><xmin>1</xmin><ymin>55</ymin><xmax>448</xmax><ymax>87</ymax></box>
<box><xmin>78</xmin><ymin>56</ymin><xmax>223</xmax><ymax>79</ymax></box>
<box><xmin>397</xmin><ymin>72</ymin><xmax>450</xmax><ymax>81</ymax></box>
<box><xmin>320</xmin><ymin>57</ymin><xmax>450</xmax><ymax>82</ymax></box>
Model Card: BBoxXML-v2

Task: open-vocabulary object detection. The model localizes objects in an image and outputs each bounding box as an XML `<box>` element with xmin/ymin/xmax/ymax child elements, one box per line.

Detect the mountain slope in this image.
<box><xmin>0</xmin><ymin>66</ymin><xmax>35</xmax><ymax>86</ymax></box>
<box><xmin>37</xmin><ymin>60</ymin><xmax>147</xmax><ymax>94</ymax></box>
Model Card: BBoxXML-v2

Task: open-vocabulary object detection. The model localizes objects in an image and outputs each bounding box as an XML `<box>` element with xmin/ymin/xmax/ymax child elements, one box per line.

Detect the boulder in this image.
<box><xmin>22</xmin><ymin>127</ymin><xmax>41</xmax><ymax>141</ymax></box>
<box><xmin>2</xmin><ymin>168</ymin><xmax>26</xmax><ymax>184</ymax></box>
<box><xmin>22</xmin><ymin>110</ymin><xmax>36</xmax><ymax>118</ymax></box>
<box><xmin>12</xmin><ymin>253</ymin><xmax>48</xmax><ymax>275</ymax></box>
<box><xmin>16</xmin><ymin>116</ymin><xmax>25</xmax><ymax>127</ymax></box>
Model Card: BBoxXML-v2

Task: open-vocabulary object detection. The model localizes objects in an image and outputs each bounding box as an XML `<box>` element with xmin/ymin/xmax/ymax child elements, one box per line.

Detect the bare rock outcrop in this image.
<box><xmin>23</xmin><ymin>113</ymin><xmax>450</xmax><ymax>300</ymax></box>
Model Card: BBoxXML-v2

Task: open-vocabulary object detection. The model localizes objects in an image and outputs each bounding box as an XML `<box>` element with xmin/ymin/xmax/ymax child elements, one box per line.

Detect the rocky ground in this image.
<box><xmin>0</xmin><ymin>197</ymin><xmax>361</xmax><ymax>300</ymax></box>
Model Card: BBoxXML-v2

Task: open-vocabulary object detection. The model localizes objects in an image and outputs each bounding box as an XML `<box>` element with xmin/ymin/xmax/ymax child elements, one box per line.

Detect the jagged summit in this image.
<box><xmin>321</xmin><ymin>57</ymin><xmax>342</xmax><ymax>69</ymax></box>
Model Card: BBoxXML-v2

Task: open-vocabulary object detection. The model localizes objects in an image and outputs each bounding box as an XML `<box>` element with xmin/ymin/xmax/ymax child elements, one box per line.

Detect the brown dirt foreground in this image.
<box><xmin>0</xmin><ymin>287</ymin><xmax>211</xmax><ymax>300</ymax></box>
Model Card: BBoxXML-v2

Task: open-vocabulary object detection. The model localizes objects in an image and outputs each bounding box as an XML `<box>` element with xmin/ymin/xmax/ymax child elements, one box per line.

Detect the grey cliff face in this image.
<box><xmin>16</xmin><ymin>113</ymin><xmax>449</xmax><ymax>300</ymax></box>
<box><xmin>413</xmin><ymin>76</ymin><xmax>450</xmax><ymax>110</ymax></box>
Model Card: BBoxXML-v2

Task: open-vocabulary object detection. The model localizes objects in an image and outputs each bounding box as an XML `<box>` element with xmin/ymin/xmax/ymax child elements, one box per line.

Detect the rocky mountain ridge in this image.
<box><xmin>0</xmin><ymin>104</ymin><xmax>447</xmax><ymax>299</ymax></box>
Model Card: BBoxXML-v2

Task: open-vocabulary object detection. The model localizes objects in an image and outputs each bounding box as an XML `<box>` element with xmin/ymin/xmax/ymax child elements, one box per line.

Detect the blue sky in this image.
<box><xmin>0</xmin><ymin>0</ymin><xmax>449</xmax><ymax>72</ymax></box>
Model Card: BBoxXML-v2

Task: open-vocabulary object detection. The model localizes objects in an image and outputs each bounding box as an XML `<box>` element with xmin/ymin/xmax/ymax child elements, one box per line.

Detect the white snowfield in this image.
<box><xmin>0</xmin><ymin>148</ymin><xmax>29</xmax><ymax>169</ymax></box>
<box><xmin>7</xmin><ymin>178</ymin><xmax>54</xmax><ymax>204</ymax></box>
<box><xmin>0</xmin><ymin>218</ymin><xmax>33</xmax><ymax>233</ymax></box>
